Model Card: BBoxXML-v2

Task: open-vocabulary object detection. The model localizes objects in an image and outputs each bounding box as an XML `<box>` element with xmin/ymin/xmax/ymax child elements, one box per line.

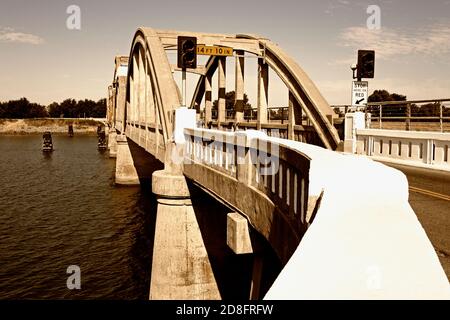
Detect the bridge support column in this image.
<box><xmin>108</xmin><ymin>130</ymin><xmax>117</xmax><ymax>158</ymax></box>
<box><xmin>257</xmin><ymin>61</ymin><xmax>269</xmax><ymax>130</ymax></box>
<box><xmin>234</xmin><ymin>50</ymin><xmax>245</xmax><ymax>124</ymax></box>
<box><xmin>150</xmin><ymin>143</ymin><xmax>221</xmax><ymax>300</ymax></box>
<box><xmin>115</xmin><ymin>135</ymin><xmax>140</xmax><ymax>185</ymax></box>
<box><xmin>288</xmin><ymin>92</ymin><xmax>302</xmax><ymax>140</ymax></box>
<box><xmin>218</xmin><ymin>57</ymin><xmax>226</xmax><ymax>127</ymax></box>
<box><xmin>205</xmin><ymin>73</ymin><xmax>212</xmax><ymax>127</ymax></box>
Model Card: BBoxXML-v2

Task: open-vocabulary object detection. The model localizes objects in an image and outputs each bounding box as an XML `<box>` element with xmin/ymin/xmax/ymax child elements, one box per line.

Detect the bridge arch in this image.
<box><xmin>125</xmin><ymin>28</ymin><xmax>182</xmax><ymax>160</ymax></box>
<box><xmin>187</xmin><ymin>34</ymin><xmax>340</xmax><ymax>149</ymax></box>
<box><xmin>122</xmin><ymin>28</ymin><xmax>341</xmax><ymax>155</ymax></box>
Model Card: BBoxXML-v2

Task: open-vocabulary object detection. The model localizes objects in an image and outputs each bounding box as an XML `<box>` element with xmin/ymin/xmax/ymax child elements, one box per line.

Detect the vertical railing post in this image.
<box><xmin>406</xmin><ymin>103</ymin><xmax>411</xmax><ymax>131</ymax></box>
<box><xmin>440</xmin><ymin>102</ymin><xmax>444</xmax><ymax>133</ymax></box>
<box><xmin>425</xmin><ymin>139</ymin><xmax>433</xmax><ymax>164</ymax></box>
<box><xmin>379</xmin><ymin>104</ymin><xmax>382</xmax><ymax>129</ymax></box>
<box><xmin>236</xmin><ymin>134</ymin><xmax>252</xmax><ymax>186</ymax></box>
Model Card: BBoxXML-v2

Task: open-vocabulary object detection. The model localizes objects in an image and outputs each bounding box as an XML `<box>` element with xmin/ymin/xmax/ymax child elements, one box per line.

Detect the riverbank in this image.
<box><xmin>0</xmin><ymin>118</ymin><xmax>105</xmax><ymax>135</ymax></box>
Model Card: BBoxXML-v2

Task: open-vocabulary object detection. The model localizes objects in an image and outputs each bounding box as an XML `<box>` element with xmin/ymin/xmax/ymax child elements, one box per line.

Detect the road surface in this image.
<box><xmin>383</xmin><ymin>162</ymin><xmax>450</xmax><ymax>281</ymax></box>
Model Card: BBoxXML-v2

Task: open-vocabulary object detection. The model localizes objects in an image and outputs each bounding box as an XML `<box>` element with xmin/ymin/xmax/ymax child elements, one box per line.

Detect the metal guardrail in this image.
<box><xmin>211</xmin><ymin>108</ymin><xmax>279</xmax><ymax>122</ymax></box>
<box><xmin>209</xmin><ymin>107</ymin><xmax>309</xmax><ymax>124</ymax></box>
<box><xmin>332</xmin><ymin>99</ymin><xmax>450</xmax><ymax>133</ymax></box>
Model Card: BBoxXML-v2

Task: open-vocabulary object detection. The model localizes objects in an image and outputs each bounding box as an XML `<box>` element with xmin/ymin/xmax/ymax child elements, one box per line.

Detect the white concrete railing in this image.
<box><xmin>355</xmin><ymin>129</ymin><xmax>450</xmax><ymax>170</ymax></box>
<box><xmin>263</xmin><ymin>137</ymin><xmax>450</xmax><ymax>299</ymax></box>
<box><xmin>182</xmin><ymin>128</ymin><xmax>311</xmax><ymax>263</ymax></box>
<box><xmin>184</xmin><ymin>128</ymin><xmax>310</xmax><ymax>219</ymax></box>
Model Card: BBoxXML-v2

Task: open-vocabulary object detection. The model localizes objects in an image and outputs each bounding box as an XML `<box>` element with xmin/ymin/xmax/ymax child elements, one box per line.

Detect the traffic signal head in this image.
<box><xmin>357</xmin><ymin>50</ymin><xmax>375</xmax><ymax>79</ymax></box>
<box><xmin>177</xmin><ymin>36</ymin><xmax>197</xmax><ymax>69</ymax></box>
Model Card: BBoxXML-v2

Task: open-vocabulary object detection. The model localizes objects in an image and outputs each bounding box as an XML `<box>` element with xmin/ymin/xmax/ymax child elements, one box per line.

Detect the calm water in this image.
<box><xmin>0</xmin><ymin>135</ymin><xmax>156</xmax><ymax>299</ymax></box>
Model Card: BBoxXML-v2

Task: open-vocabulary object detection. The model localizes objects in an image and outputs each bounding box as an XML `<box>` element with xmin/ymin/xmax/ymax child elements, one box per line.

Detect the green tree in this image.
<box><xmin>0</xmin><ymin>101</ymin><xmax>5</xmax><ymax>118</ymax></box>
<box><xmin>0</xmin><ymin>98</ymin><xmax>48</xmax><ymax>118</ymax></box>
<box><xmin>1</xmin><ymin>97</ymin><xmax>107</xmax><ymax>119</ymax></box>
<box><xmin>28</xmin><ymin>102</ymin><xmax>48</xmax><ymax>117</ymax></box>
<box><xmin>368</xmin><ymin>90</ymin><xmax>407</xmax><ymax>117</ymax></box>
<box><xmin>368</xmin><ymin>90</ymin><xmax>406</xmax><ymax>103</ymax></box>
<box><xmin>91</xmin><ymin>98</ymin><xmax>106</xmax><ymax>117</ymax></box>
<box><xmin>48</xmin><ymin>102</ymin><xmax>62</xmax><ymax>118</ymax></box>
<box><xmin>418</xmin><ymin>103</ymin><xmax>441</xmax><ymax>117</ymax></box>
<box><xmin>212</xmin><ymin>91</ymin><xmax>252</xmax><ymax>112</ymax></box>
<box><xmin>59</xmin><ymin>99</ymin><xmax>78</xmax><ymax>118</ymax></box>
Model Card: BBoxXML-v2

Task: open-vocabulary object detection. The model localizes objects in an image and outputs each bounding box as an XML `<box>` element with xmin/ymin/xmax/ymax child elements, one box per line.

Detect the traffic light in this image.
<box><xmin>357</xmin><ymin>50</ymin><xmax>375</xmax><ymax>79</ymax></box>
<box><xmin>177</xmin><ymin>36</ymin><xmax>197</xmax><ymax>69</ymax></box>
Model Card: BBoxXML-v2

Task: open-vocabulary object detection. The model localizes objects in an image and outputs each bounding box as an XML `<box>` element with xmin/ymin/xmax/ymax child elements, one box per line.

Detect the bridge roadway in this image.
<box><xmin>381</xmin><ymin>163</ymin><xmax>450</xmax><ymax>280</ymax></box>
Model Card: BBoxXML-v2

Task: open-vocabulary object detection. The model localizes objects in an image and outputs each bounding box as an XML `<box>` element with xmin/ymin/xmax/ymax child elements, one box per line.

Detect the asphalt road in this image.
<box><xmin>382</xmin><ymin>162</ymin><xmax>450</xmax><ymax>281</ymax></box>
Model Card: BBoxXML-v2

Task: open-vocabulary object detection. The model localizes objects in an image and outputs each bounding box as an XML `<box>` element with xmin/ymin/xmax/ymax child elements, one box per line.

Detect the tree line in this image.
<box><xmin>0</xmin><ymin>98</ymin><xmax>106</xmax><ymax>119</ymax></box>
<box><xmin>367</xmin><ymin>90</ymin><xmax>450</xmax><ymax>117</ymax></box>
<box><xmin>333</xmin><ymin>90</ymin><xmax>450</xmax><ymax>118</ymax></box>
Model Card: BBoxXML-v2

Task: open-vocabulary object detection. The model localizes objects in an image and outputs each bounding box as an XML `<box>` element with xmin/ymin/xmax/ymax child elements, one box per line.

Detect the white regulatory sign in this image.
<box><xmin>352</xmin><ymin>81</ymin><xmax>368</xmax><ymax>106</ymax></box>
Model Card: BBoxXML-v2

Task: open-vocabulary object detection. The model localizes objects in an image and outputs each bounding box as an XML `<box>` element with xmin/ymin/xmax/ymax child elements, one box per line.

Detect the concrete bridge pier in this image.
<box><xmin>149</xmin><ymin>143</ymin><xmax>221</xmax><ymax>300</ymax></box>
<box><xmin>227</xmin><ymin>212</ymin><xmax>264</xmax><ymax>299</ymax></box>
<box><xmin>115</xmin><ymin>134</ymin><xmax>140</xmax><ymax>185</ymax></box>
<box><xmin>108</xmin><ymin>130</ymin><xmax>117</xmax><ymax>158</ymax></box>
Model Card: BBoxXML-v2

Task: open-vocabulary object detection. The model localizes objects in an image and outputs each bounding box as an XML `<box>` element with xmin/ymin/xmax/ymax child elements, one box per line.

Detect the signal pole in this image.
<box><xmin>182</xmin><ymin>68</ymin><xmax>186</xmax><ymax>106</ymax></box>
<box><xmin>177</xmin><ymin>36</ymin><xmax>197</xmax><ymax>107</ymax></box>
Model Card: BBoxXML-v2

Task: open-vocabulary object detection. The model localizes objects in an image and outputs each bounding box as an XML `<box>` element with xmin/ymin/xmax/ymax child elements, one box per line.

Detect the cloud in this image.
<box><xmin>325</xmin><ymin>0</ymin><xmax>354</xmax><ymax>15</ymax></box>
<box><xmin>0</xmin><ymin>27</ymin><xmax>44</xmax><ymax>45</ymax></box>
<box><xmin>327</xmin><ymin>57</ymin><xmax>355</xmax><ymax>66</ymax></box>
<box><xmin>337</xmin><ymin>23</ymin><xmax>450</xmax><ymax>61</ymax></box>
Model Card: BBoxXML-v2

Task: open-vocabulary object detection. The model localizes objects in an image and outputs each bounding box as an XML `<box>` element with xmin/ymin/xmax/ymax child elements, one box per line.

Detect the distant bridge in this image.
<box><xmin>105</xmin><ymin>28</ymin><xmax>450</xmax><ymax>300</ymax></box>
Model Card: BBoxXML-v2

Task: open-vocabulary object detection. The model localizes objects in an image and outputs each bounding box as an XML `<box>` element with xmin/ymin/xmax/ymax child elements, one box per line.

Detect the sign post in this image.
<box><xmin>351</xmin><ymin>81</ymin><xmax>368</xmax><ymax>107</ymax></box>
<box><xmin>182</xmin><ymin>69</ymin><xmax>186</xmax><ymax>106</ymax></box>
<box><xmin>177</xmin><ymin>36</ymin><xmax>197</xmax><ymax>106</ymax></box>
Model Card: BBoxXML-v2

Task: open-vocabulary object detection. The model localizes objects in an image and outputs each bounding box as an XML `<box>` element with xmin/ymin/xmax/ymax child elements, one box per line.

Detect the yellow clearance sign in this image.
<box><xmin>196</xmin><ymin>45</ymin><xmax>233</xmax><ymax>56</ymax></box>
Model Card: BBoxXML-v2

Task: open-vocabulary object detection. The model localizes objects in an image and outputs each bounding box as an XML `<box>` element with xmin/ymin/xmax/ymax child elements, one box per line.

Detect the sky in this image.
<box><xmin>0</xmin><ymin>0</ymin><xmax>449</xmax><ymax>106</ymax></box>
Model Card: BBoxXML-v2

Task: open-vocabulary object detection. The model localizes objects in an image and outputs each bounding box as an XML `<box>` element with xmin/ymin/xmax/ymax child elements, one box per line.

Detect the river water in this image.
<box><xmin>0</xmin><ymin>135</ymin><xmax>156</xmax><ymax>299</ymax></box>
<box><xmin>0</xmin><ymin>134</ymin><xmax>281</xmax><ymax>300</ymax></box>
